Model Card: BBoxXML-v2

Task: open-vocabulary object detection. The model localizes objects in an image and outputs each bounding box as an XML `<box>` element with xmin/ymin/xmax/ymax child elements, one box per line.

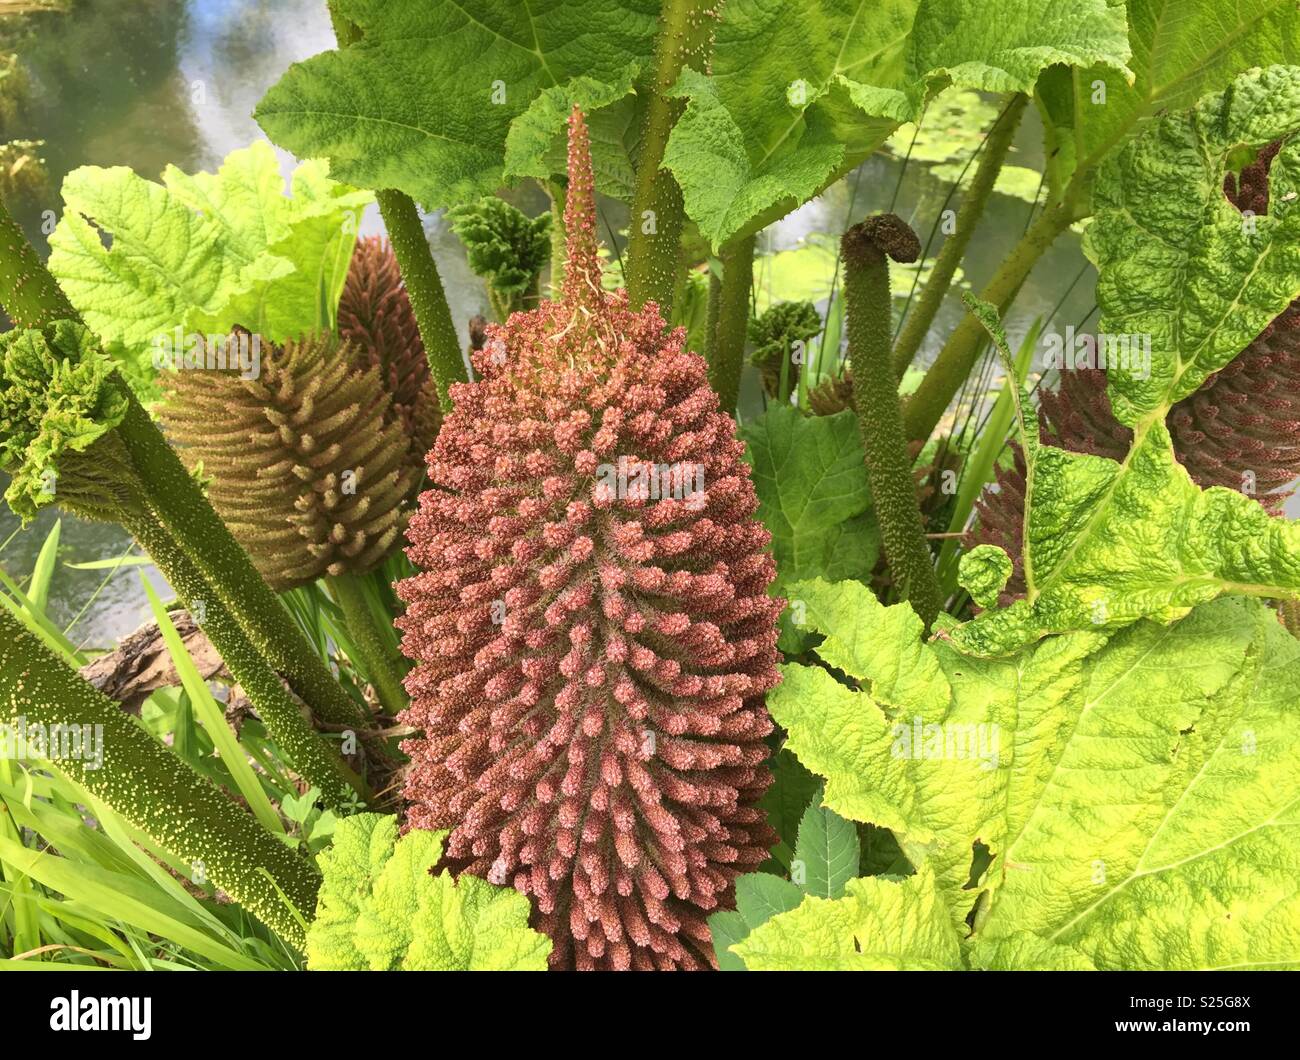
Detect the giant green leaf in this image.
<box><xmin>736</xmin><ymin>867</ymin><xmax>964</xmax><ymax>970</ymax></box>
<box><xmin>757</xmin><ymin>581</ymin><xmax>1300</xmax><ymax>970</ymax></box>
<box><xmin>740</xmin><ymin>404</ymin><xmax>879</xmax><ymax>598</ymax></box>
<box><xmin>47</xmin><ymin>142</ymin><xmax>370</xmax><ymax>391</ymax></box>
<box><xmin>951</xmin><ymin>294</ymin><xmax>1300</xmax><ymax>656</ymax></box>
<box><xmin>665</xmin><ymin>0</ymin><xmax>1131</xmax><ymax>247</ymax></box>
<box><xmin>950</xmin><ymin>70</ymin><xmax>1300</xmax><ymax>655</ymax></box>
<box><xmin>188</xmin><ymin>158</ymin><xmax>370</xmax><ymax>341</ymax></box>
<box><xmin>306</xmin><ymin>814</ymin><xmax>551</xmax><ymax>971</ymax></box>
<box><xmin>663</xmin><ymin>67</ymin><xmax>848</xmax><ymax>250</ymax></box>
<box><xmin>502</xmin><ymin>67</ymin><xmax>643</xmax><ymax>200</ymax></box>
<box><xmin>660</xmin><ymin>0</ymin><xmax>914</xmax><ymax>249</ymax></box>
<box><xmin>1036</xmin><ymin>0</ymin><xmax>1300</xmax><ymax>205</ymax></box>
<box><xmin>902</xmin><ymin>0</ymin><xmax>1131</xmax><ymax>101</ymax></box>
<box><xmin>254</xmin><ymin>0</ymin><xmax>660</xmax><ymax>209</ymax></box>
<box><xmin>1085</xmin><ymin>64</ymin><xmax>1300</xmax><ymax>425</ymax></box>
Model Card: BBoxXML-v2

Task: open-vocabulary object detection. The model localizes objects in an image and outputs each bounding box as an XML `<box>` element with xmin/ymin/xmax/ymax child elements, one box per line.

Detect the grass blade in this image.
<box><xmin>139</xmin><ymin>576</ymin><xmax>285</xmax><ymax>836</ymax></box>
<box><xmin>27</xmin><ymin>518</ymin><xmax>60</xmax><ymax>616</ymax></box>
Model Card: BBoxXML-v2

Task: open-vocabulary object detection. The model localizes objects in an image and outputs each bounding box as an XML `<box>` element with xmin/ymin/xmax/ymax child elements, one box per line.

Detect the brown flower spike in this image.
<box><xmin>396</xmin><ymin>108</ymin><xmax>783</xmax><ymax>970</ymax></box>
<box><xmin>162</xmin><ymin>331</ymin><xmax>417</xmax><ymax>590</ymax></box>
<box><xmin>337</xmin><ymin>235</ymin><xmax>442</xmax><ymax>476</ymax></box>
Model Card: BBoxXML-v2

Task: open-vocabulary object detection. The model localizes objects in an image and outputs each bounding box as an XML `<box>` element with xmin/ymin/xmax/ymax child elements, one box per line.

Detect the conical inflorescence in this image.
<box><xmin>396</xmin><ymin>108</ymin><xmax>783</xmax><ymax>970</ymax></box>
<box><xmin>337</xmin><ymin>235</ymin><xmax>443</xmax><ymax>476</ymax></box>
<box><xmin>161</xmin><ymin>330</ymin><xmax>418</xmax><ymax>590</ymax></box>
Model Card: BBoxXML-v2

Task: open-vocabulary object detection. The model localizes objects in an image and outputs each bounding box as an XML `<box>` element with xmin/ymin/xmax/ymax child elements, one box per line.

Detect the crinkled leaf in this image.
<box><xmin>953</xmin><ymin>71</ymin><xmax>1300</xmax><ymax>653</ymax></box>
<box><xmin>954</xmin><ymin>421</ymin><xmax>1300</xmax><ymax>656</ymax></box>
<box><xmin>47</xmin><ymin>142</ymin><xmax>369</xmax><ymax>390</ymax></box>
<box><xmin>1084</xmin><ymin>64</ymin><xmax>1300</xmax><ymax>425</ymax></box>
<box><xmin>664</xmin><ymin>67</ymin><xmax>847</xmax><ymax>251</ymax></box>
<box><xmin>959</xmin><ymin>543</ymin><xmax>1013</xmax><ymax>609</ymax></box>
<box><xmin>666</xmin><ymin>0</ymin><xmax>1131</xmax><ymax>246</ymax></box>
<box><xmin>255</xmin><ymin>0</ymin><xmax>659</xmax><ymax>209</ymax></box>
<box><xmin>736</xmin><ymin>868</ymin><xmax>963</xmax><ymax>970</ymax></box>
<box><xmin>790</xmin><ymin>576</ymin><xmax>950</xmax><ymax>716</ymax></box>
<box><xmin>503</xmin><ymin>67</ymin><xmax>642</xmax><ymax>200</ymax></box>
<box><xmin>449</xmin><ymin>197</ymin><xmax>552</xmax><ymax>301</ymax></box>
<box><xmin>189</xmin><ymin>158</ymin><xmax>371</xmax><ymax>339</ymax></box>
<box><xmin>950</xmin><ymin>90</ymin><xmax>1300</xmax><ymax>653</ymax></box>
<box><xmin>0</xmin><ymin>322</ymin><xmax>131</xmax><ymax>522</ymax></box>
<box><xmin>1036</xmin><ymin>0</ymin><xmax>1300</xmax><ymax>204</ymax></box>
<box><xmin>306</xmin><ymin>814</ymin><xmax>551</xmax><ymax>971</ymax></box>
<box><xmin>769</xmin><ymin>583</ymin><xmax>1300</xmax><ymax>969</ymax></box>
<box><xmin>904</xmin><ymin>0</ymin><xmax>1131</xmax><ymax>101</ymax></box>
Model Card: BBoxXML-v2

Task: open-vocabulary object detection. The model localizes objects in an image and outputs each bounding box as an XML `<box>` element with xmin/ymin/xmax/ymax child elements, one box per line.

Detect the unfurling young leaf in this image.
<box><xmin>448</xmin><ymin>196</ymin><xmax>552</xmax><ymax>319</ymax></box>
<box><xmin>47</xmin><ymin>142</ymin><xmax>371</xmax><ymax>393</ymax></box>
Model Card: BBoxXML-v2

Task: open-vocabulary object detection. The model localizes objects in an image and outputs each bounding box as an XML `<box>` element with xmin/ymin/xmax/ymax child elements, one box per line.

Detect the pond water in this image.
<box><xmin>0</xmin><ymin>0</ymin><xmax>1103</xmax><ymax>648</ymax></box>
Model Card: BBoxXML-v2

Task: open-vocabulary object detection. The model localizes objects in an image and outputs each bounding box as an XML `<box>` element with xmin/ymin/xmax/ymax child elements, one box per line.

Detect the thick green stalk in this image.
<box><xmin>547</xmin><ymin>180</ymin><xmax>567</xmax><ymax>297</ymax></box>
<box><xmin>626</xmin><ymin>0</ymin><xmax>720</xmax><ymax>315</ymax></box>
<box><xmin>0</xmin><ymin>609</ymin><xmax>321</xmax><ymax>947</ymax></box>
<box><xmin>706</xmin><ymin>234</ymin><xmax>756</xmax><ymax>413</ymax></box>
<box><xmin>375</xmin><ymin>189</ymin><xmax>466</xmax><ymax>411</ymax></box>
<box><xmin>327</xmin><ymin>572</ymin><xmax>408</xmax><ymax>717</ymax></box>
<box><xmin>902</xmin><ymin>199</ymin><xmax>1072</xmax><ymax>442</ymax></box>
<box><xmin>892</xmin><ymin>94</ymin><xmax>1029</xmax><ymax>379</ymax></box>
<box><xmin>0</xmin><ymin>197</ymin><xmax>75</xmax><ymax>330</ymax></box>
<box><xmin>114</xmin><ymin>396</ymin><xmax>370</xmax><ymax>732</ymax></box>
<box><xmin>329</xmin><ymin>1</ymin><xmax>465</xmax><ymax>406</ymax></box>
<box><xmin>843</xmin><ymin>216</ymin><xmax>942</xmax><ymax>630</ymax></box>
<box><xmin>125</xmin><ymin>511</ymin><xmax>367</xmax><ymax>808</ymax></box>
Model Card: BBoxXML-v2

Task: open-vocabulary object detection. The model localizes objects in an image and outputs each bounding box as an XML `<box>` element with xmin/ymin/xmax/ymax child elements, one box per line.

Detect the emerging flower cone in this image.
<box><xmin>338</xmin><ymin>235</ymin><xmax>442</xmax><ymax>476</ymax></box>
<box><xmin>396</xmin><ymin>108</ymin><xmax>783</xmax><ymax>970</ymax></box>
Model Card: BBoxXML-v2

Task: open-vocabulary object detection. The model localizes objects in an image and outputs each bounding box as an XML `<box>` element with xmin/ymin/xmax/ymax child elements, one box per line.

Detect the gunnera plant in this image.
<box><xmin>397</xmin><ymin>107</ymin><xmax>783</xmax><ymax>971</ymax></box>
<box><xmin>160</xmin><ymin>329</ymin><xmax>417</xmax><ymax>591</ymax></box>
<box><xmin>337</xmin><ymin>235</ymin><xmax>442</xmax><ymax>474</ymax></box>
<box><xmin>971</xmin><ymin>141</ymin><xmax>1300</xmax><ymax>605</ymax></box>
